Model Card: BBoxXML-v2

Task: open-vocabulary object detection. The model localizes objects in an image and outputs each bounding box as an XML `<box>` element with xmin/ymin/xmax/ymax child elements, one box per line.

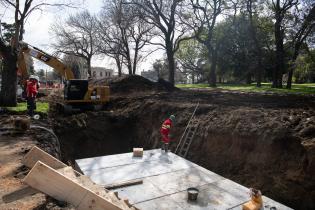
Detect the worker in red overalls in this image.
<box><xmin>160</xmin><ymin>115</ymin><xmax>175</xmax><ymax>152</ymax></box>
<box><xmin>26</xmin><ymin>75</ymin><xmax>39</xmax><ymax>117</ymax></box>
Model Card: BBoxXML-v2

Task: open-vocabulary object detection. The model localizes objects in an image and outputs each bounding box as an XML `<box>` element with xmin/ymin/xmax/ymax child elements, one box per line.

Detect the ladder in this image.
<box><xmin>175</xmin><ymin>102</ymin><xmax>200</xmax><ymax>158</ymax></box>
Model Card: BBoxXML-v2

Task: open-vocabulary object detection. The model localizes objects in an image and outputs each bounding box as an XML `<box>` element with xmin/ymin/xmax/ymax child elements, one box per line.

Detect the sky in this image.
<box><xmin>0</xmin><ymin>0</ymin><xmax>163</xmax><ymax>75</ymax></box>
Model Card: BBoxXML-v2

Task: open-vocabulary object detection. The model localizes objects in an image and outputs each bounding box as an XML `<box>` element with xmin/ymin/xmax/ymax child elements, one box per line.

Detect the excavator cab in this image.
<box><xmin>64</xmin><ymin>80</ymin><xmax>88</xmax><ymax>101</ymax></box>
<box><xmin>60</xmin><ymin>79</ymin><xmax>110</xmax><ymax>114</ymax></box>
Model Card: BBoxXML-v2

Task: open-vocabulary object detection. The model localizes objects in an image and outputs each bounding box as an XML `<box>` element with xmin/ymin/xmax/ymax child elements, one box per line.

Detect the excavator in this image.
<box><xmin>17</xmin><ymin>42</ymin><xmax>110</xmax><ymax>113</ymax></box>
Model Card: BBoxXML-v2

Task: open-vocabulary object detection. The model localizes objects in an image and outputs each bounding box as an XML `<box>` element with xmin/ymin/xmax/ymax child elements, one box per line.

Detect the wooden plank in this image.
<box><xmin>105</xmin><ymin>179</ymin><xmax>143</xmax><ymax>190</ymax></box>
<box><xmin>23</xmin><ymin>161</ymin><xmax>123</xmax><ymax>210</ymax></box>
<box><xmin>22</xmin><ymin>146</ymin><xmax>67</xmax><ymax>169</ymax></box>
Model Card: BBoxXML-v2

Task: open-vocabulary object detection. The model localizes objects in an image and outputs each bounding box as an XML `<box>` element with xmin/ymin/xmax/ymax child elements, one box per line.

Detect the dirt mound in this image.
<box><xmin>91</xmin><ymin>75</ymin><xmax>178</xmax><ymax>94</ymax></box>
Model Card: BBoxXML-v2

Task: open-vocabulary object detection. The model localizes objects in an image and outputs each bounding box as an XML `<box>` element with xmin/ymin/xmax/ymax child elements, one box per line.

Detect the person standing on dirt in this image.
<box><xmin>26</xmin><ymin>75</ymin><xmax>39</xmax><ymax>117</ymax></box>
<box><xmin>160</xmin><ymin>115</ymin><xmax>175</xmax><ymax>152</ymax></box>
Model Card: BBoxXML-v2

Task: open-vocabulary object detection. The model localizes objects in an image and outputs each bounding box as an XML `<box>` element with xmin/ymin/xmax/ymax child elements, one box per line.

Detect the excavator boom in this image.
<box><xmin>18</xmin><ymin>42</ymin><xmax>74</xmax><ymax>80</ymax></box>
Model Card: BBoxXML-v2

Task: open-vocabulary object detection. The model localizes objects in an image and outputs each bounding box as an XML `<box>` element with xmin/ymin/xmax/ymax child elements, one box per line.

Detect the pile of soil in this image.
<box><xmin>91</xmin><ymin>75</ymin><xmax>178</xmax><ymax>94</ymax></box>
<box><xmin>53</xmin><ymin>89</ymin><xmax>315</xmax><ymax>210</ymax></box>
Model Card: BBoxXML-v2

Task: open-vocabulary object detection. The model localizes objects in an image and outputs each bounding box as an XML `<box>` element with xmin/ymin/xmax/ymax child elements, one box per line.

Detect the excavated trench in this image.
<box><xmin>52</xmin><ymin>88</ymin><xmax>315</xmax><ymax>210</ymax></box>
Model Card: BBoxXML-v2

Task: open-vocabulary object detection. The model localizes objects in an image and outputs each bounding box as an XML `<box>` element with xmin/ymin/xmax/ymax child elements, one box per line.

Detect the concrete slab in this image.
<box><xmin>75</xmin><ymin>149</ymin><xmax>293</xmax><ymax>210</ymax></box>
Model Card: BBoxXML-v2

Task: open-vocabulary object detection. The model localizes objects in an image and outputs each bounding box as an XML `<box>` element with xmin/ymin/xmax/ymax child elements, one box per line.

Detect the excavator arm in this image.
<box><xmin>18</xmin><ymin>42</ymin><xmax>74</xmax><ymax>80</ymax></box>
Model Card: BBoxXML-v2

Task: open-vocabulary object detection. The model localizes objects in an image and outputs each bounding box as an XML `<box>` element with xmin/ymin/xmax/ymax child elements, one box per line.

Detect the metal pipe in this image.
<box><xmin>30</xmin><ymin>125</ymin><xmax>61</xmax><ymax>157</ymax></box>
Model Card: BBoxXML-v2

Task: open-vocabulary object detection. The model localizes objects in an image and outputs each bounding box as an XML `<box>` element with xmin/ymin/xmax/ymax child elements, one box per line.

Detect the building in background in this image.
<box><xmin>91</xmin><ymin>67</ymin><xmax>113</xmax><ymax>79</ymax></box>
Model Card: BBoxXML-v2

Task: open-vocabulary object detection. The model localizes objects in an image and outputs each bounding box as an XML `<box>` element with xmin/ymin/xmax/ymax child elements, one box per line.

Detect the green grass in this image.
<box><xmin>176</xmin><ymin>83</ymin><xmax>315</xmax><ymax>94</ymax></box>
<box><xmin>7</xmin><ymin>102</ymin><xmax>49</xmax><ymax>113</ymax></box>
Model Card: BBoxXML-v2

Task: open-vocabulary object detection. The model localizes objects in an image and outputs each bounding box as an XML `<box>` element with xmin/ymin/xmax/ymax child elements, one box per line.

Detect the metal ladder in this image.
<box><xmin>175</xmin><ymin>102</ymin><xmax>199</xmax><ymax>158</ymax></box>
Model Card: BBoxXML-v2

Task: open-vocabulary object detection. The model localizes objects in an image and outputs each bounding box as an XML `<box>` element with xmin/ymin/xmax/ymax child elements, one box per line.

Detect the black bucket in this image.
<box><xmin>187</xmin><ymin>187</ymin><xmax>199</xmax><ymax>201</ymax></box>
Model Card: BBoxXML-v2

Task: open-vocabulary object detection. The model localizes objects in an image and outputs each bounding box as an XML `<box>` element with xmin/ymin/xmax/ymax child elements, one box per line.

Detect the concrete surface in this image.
<box><xmin>75</xmin><ymin>149</ymin><xmax>292</xmax><ymax>210</ymax></box>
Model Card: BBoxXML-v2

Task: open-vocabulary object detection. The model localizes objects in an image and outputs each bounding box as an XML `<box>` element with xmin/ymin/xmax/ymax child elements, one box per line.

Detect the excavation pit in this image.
<box><xmin>52</xmin><ymin>85</ymin><xmax>315</xmax><ymax>210</ymax></box>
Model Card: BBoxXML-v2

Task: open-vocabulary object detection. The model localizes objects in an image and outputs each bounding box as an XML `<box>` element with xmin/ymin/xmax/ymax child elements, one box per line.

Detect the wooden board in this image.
<box><xmin>22</xmin><ymin>146</ymin><xmax>67</xmax><ymax>169</ymax></box>
<box><xmin>23</xmin><ymin>161</ymin><xmax>123</xmax><ymax>210</ymax></box>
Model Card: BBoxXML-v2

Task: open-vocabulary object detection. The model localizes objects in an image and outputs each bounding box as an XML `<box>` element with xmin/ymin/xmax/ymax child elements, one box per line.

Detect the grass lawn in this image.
<box><xmin>7</xmin><ymin>102</ymin><xmax>49</xmax><ymax>113</ymax></box>
<box><xmin>176</xmin><ymin>83</ymin><xmax>315</xmax><ymax>94</ymax></box>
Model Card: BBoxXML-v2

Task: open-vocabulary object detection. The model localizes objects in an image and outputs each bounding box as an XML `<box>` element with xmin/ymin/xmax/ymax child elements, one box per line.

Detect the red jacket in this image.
<box><xmin>26</xmin><ymin>80</ymin><xmax>38</xmax><ymax>98</ymax></box>
<box><xmin>160</xmin><ymin>118</ymin><xmax>172</xmax><ymax>136</ymax></box>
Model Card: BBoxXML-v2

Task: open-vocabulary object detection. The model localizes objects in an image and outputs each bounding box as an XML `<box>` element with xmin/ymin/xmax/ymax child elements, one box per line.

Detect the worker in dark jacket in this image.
<box><xmin>26</xmin><ymin>75</ymin><xmax>39</xmax><ymax>117</ymax></box>
<box><xmin>160</xmin><ymin>115</ymin><xmax>175</xmax><ymax>152</ymax></box>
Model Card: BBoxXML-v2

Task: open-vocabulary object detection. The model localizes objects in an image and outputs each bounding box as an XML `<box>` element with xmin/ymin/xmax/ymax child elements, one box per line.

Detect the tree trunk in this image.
<box><xmin>87</xmin><ymin>58</ymin><xmax>92</xmax><ymax>78</ymax></box>
<box><xmin>287</xmin><ymin>68</ymin><xmax>293</xmax><ymax>89</ymax></box>
<box><xmin>127</xmin><ymin>59</ymin><xmax>132</xmax><ymax>75</ymax></box>
<box><xmin>247</xmin><ymin>0</ymin><xmax>263</xmax><ymax>87</ymax></box>
<box><xmin>209</xmin><ymin>48</ymin><xmax>217</xmax><ymax>87</ymax></box>
<box><xmin>273</xmin><ymin>7</ymin><xmax>284</xmax><ymax>88</ymax></box>
<box><xmin>246</xmin><ymin>72</ymin><xmax>252</xmax><ymax>84</ymax></box>
<box><xmin>0</xmin><ymin>50</ymin><xmax>18</xmax><ymax>106</ymax></box>
<box><xmin>166</xmin><ymin>46</ymin><xmax>175</xmax><ymax>85</ymax></box>
<box><xmin>133</xmin><ymin>43</ymin><xmax>139</xmax><ymax>75</ymax></box>
<box><xmin>256</xmin><ymin>59</ymin><xmax>262</xmax><ymax>87</ymax></box>
<box><xmin>115</xmin><ymin>56</ymin><xmax>122</xmax><ymax>77</ymax></box>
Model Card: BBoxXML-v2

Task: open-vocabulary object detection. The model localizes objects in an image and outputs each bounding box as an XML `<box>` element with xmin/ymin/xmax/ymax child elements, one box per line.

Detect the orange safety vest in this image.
<box><xmin>160</xmin><ymin>118</ymin><xmax>172</xmax><ymax>135</ymax></box>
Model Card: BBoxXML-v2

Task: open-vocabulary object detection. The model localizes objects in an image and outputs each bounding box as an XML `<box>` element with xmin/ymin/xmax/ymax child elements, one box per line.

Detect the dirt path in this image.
<box><xmin>0</xmin><ymin>133</ymin><xmax>45</xmax><ymax>210</ymax></box>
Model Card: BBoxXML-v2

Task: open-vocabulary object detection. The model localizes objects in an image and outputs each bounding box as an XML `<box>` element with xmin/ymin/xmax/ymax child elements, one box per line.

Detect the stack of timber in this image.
<box><xmin>22</xmin><ymin>146</ymin><xmax>138</xmax><ymax>210</ymax></box>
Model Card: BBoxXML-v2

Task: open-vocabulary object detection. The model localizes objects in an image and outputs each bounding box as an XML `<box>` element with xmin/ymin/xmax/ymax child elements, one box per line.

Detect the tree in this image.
<box><xmin>286</xmin><ymin>3</ymin><xmax>315</xmax><ymax>88</ymax></box>
<box><xmin>184</xmin><ymin>0</ymin><xmax>225</xmax><ymax>87</ymax></box>
<box><xmin>128</xmin><ymin>0</ymin><xmax>192</xmax><ymax>85</ymax></box>
<box><xmin>269</xmin><ymin>0</ymin><xmax>298</xmax><ymax>88</ymax></box>
<box><xmin>0</xmin><ymin>0</ymin><xmax>78</xmax><ymax>106</ymax></box>
<box><xmin>152</xmin><ymin>59</ymin><xmax>168</xmax><ymax>80</ymax></box>
<box><xmin>246</xmin><ymin>0</ymin><xmax>264</xmax><ymax>87</ymax></box>
<box><xmin>293</xmin><ymin>52</ymin><xmax>315</xmax><ymax>83</ymax></box>
<box><xmin>0</xmin><ymin>22</ymin><xmax>15</xmax><ymax>43</ymax></box>
<box><xmin>63</xmin><ymin>54</ymin><xmax>87</xmax><ymax>79</ymax></box>
<box><xmin>176</xmin><ymin>39</ymin><xmax>205</xmax><ymax>83</ymax></box>
<box><xmin>98</xmin><ymin>0</ymin><xmax>153</xmax><ymax>76</ymax></box>
<box><xmin>51</xmin><ymin>10</ymin><xmax>99</xmax><ymax>77</ymax></box>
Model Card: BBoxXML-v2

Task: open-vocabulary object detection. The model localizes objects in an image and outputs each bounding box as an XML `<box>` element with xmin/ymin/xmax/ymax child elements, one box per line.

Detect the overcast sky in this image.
<box><xmin>0</xmin><ymin>0</ymin><xmax>163</xmax><ymax>74</ymax></box>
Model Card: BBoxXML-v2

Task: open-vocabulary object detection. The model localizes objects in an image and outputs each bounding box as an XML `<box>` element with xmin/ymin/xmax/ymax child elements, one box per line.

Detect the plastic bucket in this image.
<box><xmin>187</xmin><ymin>187</ymin><xmax>199</xmax><ymax>201</ymax></box>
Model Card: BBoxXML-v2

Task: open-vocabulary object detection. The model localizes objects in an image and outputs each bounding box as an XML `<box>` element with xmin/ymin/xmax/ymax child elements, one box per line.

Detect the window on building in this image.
<box><xmin>100</xmin><ymin>72</ymin><xmax>103</xmax><ymax>77</ymax></box>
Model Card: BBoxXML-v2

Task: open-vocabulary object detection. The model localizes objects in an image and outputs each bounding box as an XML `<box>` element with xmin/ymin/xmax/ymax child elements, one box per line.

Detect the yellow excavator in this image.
<box><xmin>17</xmin><ymin>42</ymin><xmax>110</xmax><ymax>113</ymax></box>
